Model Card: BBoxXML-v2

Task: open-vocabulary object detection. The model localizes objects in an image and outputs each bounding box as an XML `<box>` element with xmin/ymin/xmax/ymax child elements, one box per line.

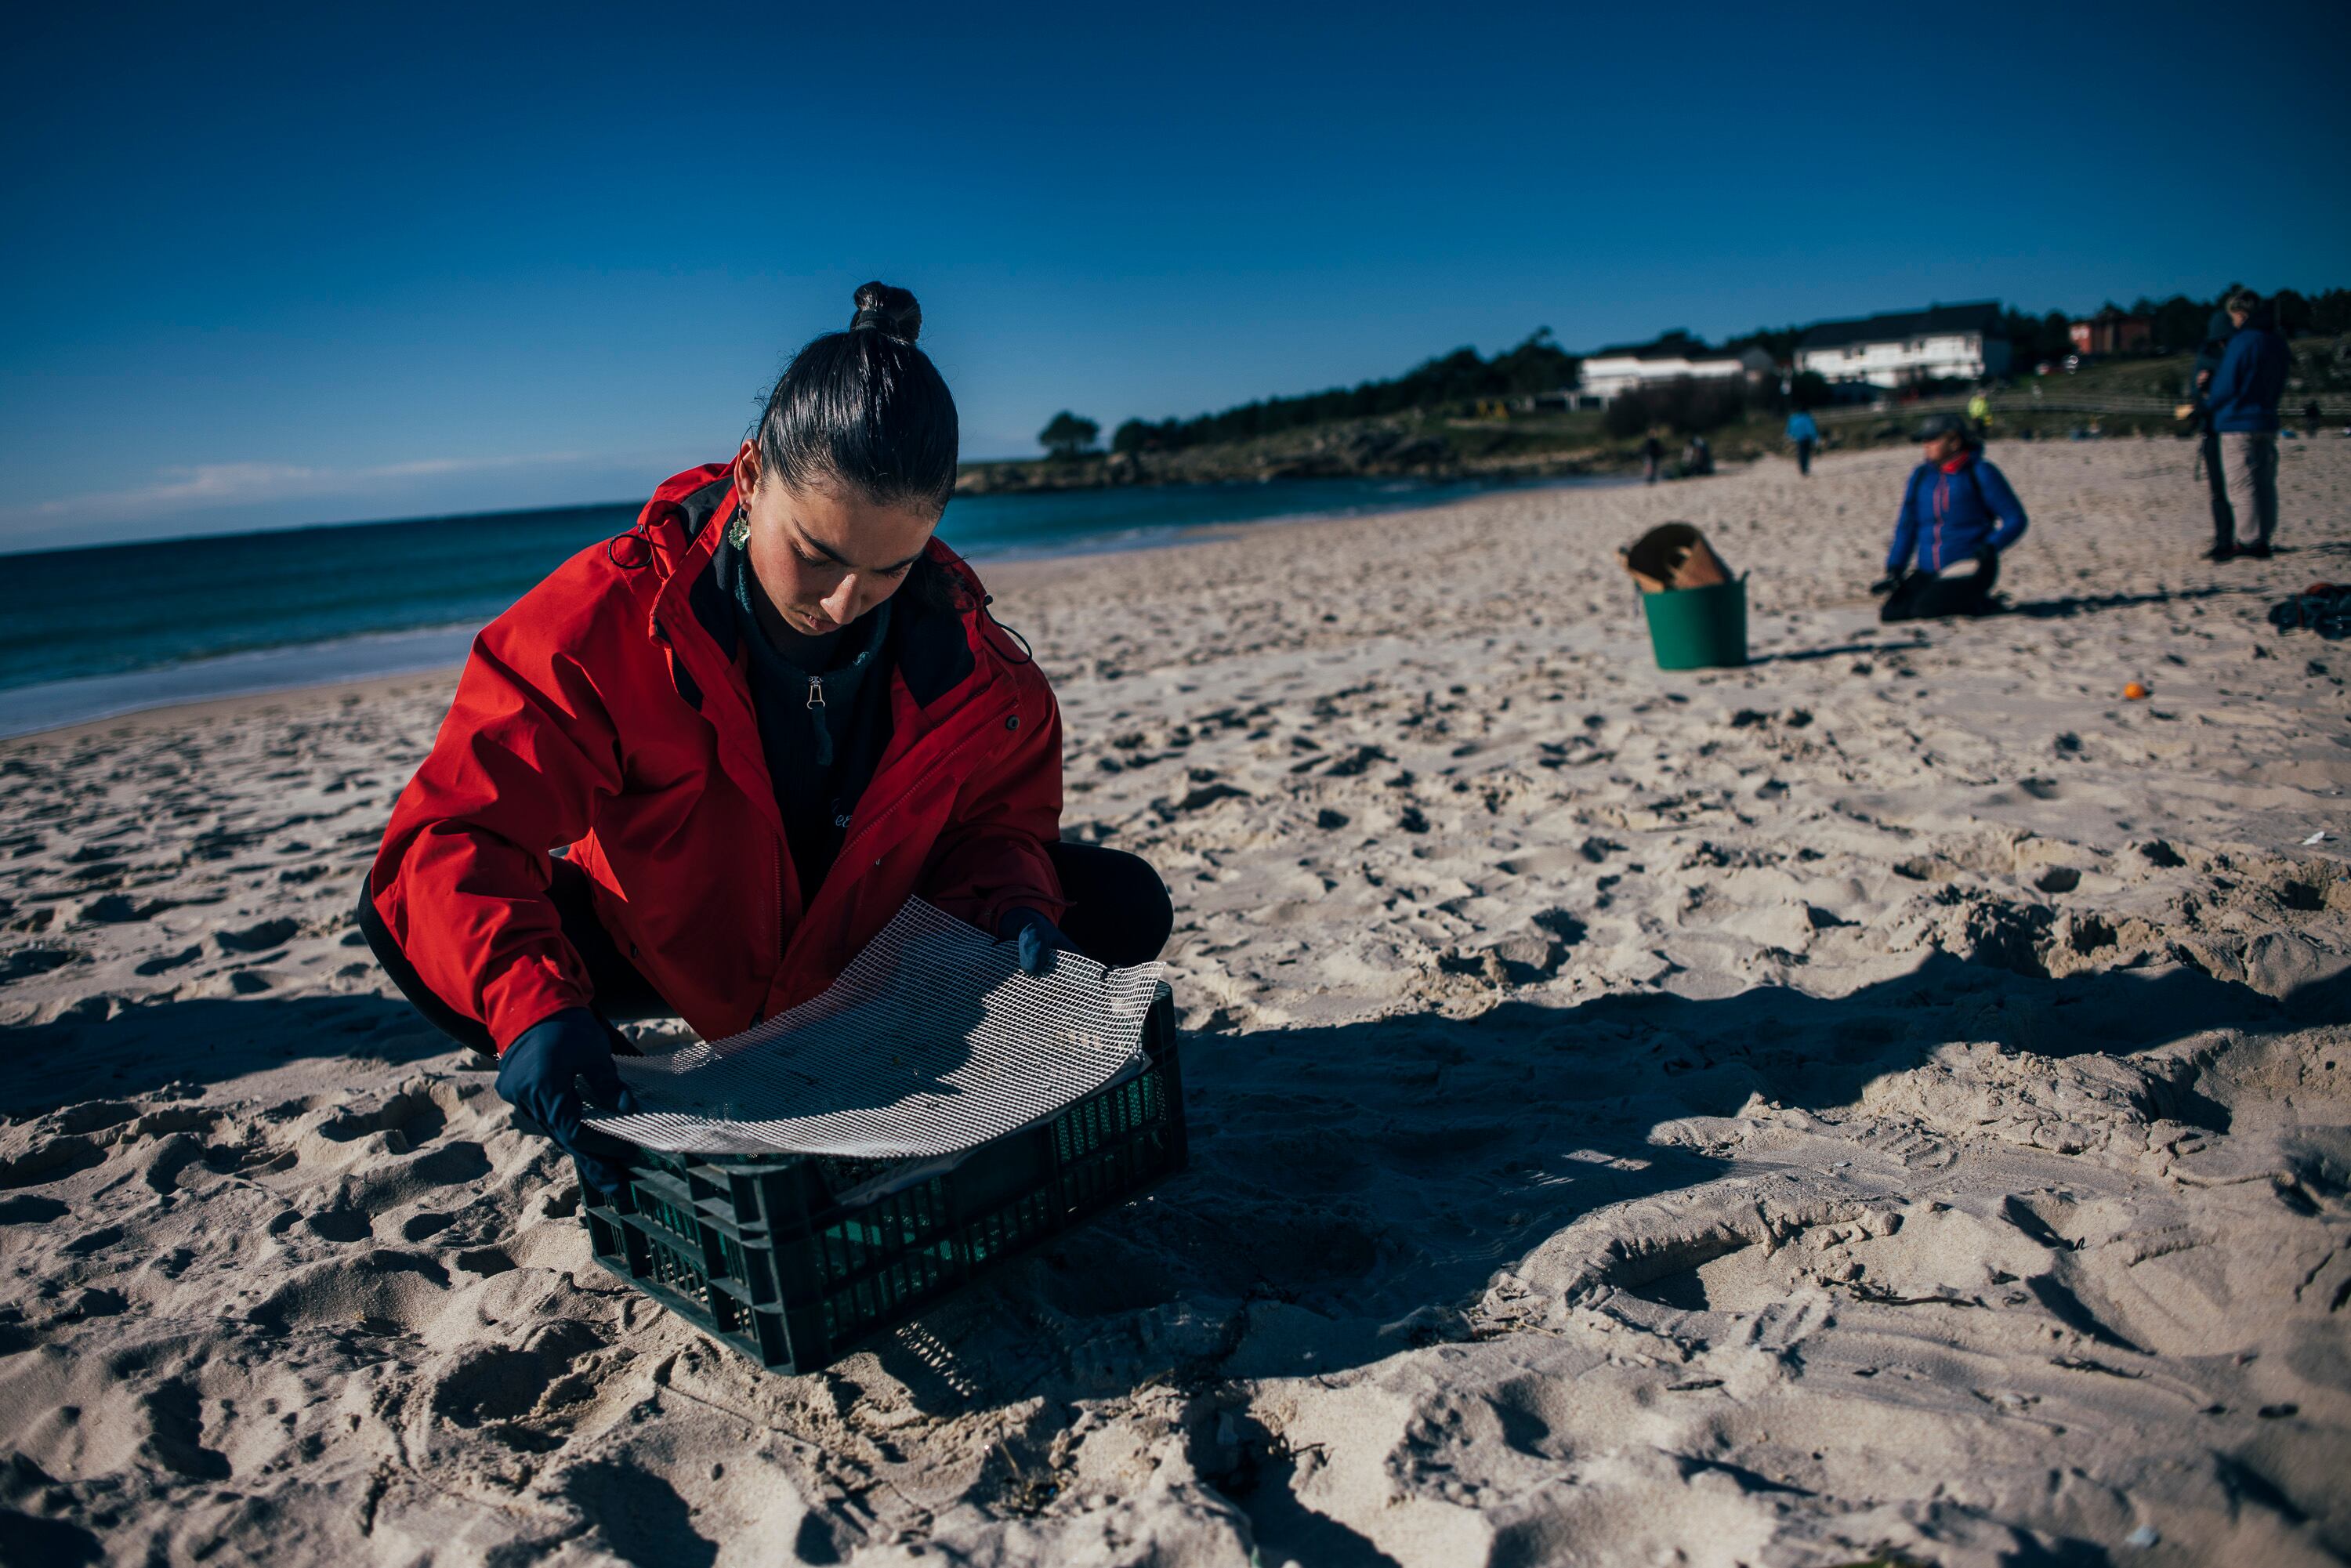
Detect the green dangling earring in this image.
<box><xmin>726</xmin><ymin>505</ymin><xmax>751</xmax><ymax>550</ymax></box>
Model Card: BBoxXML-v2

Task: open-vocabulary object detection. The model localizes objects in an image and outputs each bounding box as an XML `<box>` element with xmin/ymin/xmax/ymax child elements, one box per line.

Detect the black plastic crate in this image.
<box><xmin>582</xmin><ymin>986</ymin><xmax>1185</xmax><ymax>1372</ymax></box>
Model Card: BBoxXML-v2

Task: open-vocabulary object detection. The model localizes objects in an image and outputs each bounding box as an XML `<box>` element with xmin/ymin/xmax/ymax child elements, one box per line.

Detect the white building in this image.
<box><xmin>1575</xmin><ymin>336</ymin><xmax>1776</xmax><ymax>404</ymax></box>
<box><xmin>1794</xmin><ymin>302</ymin><xmax>2011</xmax><ymax>389</ymax></box>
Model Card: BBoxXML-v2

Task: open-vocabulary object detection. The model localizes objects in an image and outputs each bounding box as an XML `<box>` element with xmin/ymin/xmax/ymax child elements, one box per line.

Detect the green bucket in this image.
<box><xmin>1640</xmin><ymin>577</ymin><xmax>1748</xmax><ymax>670</ymax></box>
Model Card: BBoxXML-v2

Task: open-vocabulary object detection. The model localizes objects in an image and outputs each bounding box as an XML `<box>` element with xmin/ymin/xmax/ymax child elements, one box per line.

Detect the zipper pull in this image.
<box><xmin>806</xmin><ymin>676</ymin><xmax>825</xmax><ymax>711</ymax></box>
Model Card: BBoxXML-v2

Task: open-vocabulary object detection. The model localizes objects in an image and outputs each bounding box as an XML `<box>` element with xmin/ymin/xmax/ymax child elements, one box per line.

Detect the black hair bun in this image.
<box><xmin>850</xmin><ymin>281</ymin><xmax>922</xmax><ymax>342</ymax></box>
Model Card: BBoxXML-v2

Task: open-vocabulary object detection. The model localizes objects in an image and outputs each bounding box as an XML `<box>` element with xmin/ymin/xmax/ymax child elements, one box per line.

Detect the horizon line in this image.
<box><xmin>0</xmin><ymin>494</ymin><xmax>652</xmax><ymax>564</ymax></box>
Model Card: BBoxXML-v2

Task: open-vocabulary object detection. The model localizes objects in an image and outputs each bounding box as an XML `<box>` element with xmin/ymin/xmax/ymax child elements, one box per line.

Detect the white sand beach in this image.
<box><xmin>2</xmin><ymin>438</ymin><xmax>2348</xmax><ymax>1566</ymax></box>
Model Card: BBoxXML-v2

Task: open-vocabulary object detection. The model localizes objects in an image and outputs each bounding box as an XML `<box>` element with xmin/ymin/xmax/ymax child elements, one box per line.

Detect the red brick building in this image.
<box><xmin>2069</xmin><ymin>310</ymin><xmax>2152</xmax><ymax>356</ymax></box>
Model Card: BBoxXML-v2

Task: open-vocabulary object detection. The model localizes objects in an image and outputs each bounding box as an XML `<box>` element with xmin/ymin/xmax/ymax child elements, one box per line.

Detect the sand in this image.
<box><xmin>2</xmin><ymin>436</ymin><xmax>2347</xmax><ymax>1566</ymax></box>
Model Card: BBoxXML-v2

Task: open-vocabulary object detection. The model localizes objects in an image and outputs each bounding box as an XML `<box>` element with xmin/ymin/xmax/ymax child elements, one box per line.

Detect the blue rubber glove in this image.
<box><xmin>996</xmin><ymin>907</ymin><xmax>1078</xmax><ymax>976</ymax></box>
<box><xmin>494</xmin><ymin>1007</ymin><xmax>641</xmax><ymax>1197</ymax></box>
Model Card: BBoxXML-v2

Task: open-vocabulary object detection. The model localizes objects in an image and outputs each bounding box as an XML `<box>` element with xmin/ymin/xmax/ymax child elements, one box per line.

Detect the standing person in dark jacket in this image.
<box><xmin>358</xmin><ymin>282</ymin><xmax>1173</xmax><ymax>1195</ymax></box>
<box><xmin>1640</xmin><ymin>430</ymin><xmax>1664</xmax><ymax>484</ymax></box>
<box><xmin>2191</xmin><ymin>295</ymin><xmax>2239</xmax><ymax>558</ymax></box>
<box><xmin>2204</xmin><ymin>290</ymin><xmax>2291</xmax><ymax>559</ymax></box>
<box><xmin>1871</xmin><ymin>412</ymin><xmax>2028</xmax><ymax>622</ymax></box>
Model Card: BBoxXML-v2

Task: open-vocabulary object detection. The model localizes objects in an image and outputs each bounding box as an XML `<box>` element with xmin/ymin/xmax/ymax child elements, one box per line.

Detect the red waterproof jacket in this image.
<box><xmin>368</xmin><ymin>464</ymin><xmax>1065</xmax><ymax>1052</ymax></box>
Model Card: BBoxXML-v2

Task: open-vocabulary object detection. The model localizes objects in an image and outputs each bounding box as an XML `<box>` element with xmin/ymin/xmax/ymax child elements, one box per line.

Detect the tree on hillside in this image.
<box><xmin>2038</xmin><ymin>310</ymin><xmax>2073</xmax><ymax>361</ymax></box>
<box><xmin>2273</xmin><ymin>288</ymin><xmax>2312</xmax><ymax>336</ymax></box>
<box><xmin>1110</xmin><ymin>329</ymin><xmax>1578</xmax><ymax>457</ymax></box>
<box><xmin>1723</xmin><ymin>323</ymin><xmax>1803</xmax><ymax>363</ymax></box>
<box><xmin>2149</xmin><ymin>295</ymin><xmax>2212</xmax><ymax>354</ymax></box>
<box><xmin>1487</xmin><ymin>328</ymin><xmax>1580</xmax><ymax>398</ymax></box>
<box><xmin>1604</xmin><ymin>378</ymin><xmax>1749</xmax><ymax>438</ymax></box>
<box><xmin>1038</xmin><ymin>411</ymin><xmax>1100</xmax><ymax>459</ymax></box>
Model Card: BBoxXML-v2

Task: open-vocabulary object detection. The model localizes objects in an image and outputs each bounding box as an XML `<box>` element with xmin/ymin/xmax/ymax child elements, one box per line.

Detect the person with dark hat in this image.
<box><xmin>1870</xmin><ymin>411</ymin><xmax>2028</xmax><ymax>622</ymax></box>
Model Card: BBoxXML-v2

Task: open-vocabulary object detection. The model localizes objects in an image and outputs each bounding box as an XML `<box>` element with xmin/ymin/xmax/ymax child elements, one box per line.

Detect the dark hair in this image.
<box><xmin>752</xmin><ymin>282</ymin><xmax>959</xmax><ymax>516</ymax></box>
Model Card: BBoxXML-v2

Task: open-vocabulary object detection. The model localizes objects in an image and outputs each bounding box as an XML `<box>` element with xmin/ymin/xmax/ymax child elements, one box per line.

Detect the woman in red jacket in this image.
<box><xmin>359</xmin><ymin>283</ymin><xmax>1171</xmax><ymax>1191</ymax></box>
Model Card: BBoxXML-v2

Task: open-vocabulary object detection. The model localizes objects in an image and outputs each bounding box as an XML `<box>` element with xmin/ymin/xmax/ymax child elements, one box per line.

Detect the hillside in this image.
<box><xmin>959</xmin><ymin>335</ymin><xmax>2351</xmax><ymax>494</ymax></box>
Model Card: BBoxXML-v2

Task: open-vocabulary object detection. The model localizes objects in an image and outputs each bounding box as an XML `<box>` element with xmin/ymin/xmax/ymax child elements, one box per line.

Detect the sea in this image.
<box><xmin>0</xmin><ymin>473</ymin><xmax>1596</xmax><ymax>738</ymax></box>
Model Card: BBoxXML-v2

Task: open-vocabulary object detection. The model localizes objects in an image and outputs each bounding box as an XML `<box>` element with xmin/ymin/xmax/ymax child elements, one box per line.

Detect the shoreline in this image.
<box><xmin>0</xmin><ymin>470</ymin><xmax>1623</xmax><ymax>744</ymax></box>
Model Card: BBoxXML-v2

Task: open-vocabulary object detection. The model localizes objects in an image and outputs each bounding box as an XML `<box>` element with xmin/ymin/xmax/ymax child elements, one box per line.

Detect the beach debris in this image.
<box><xmin>1620</xmin><ymin>522</ymin><xmax>1733</xmax><ymax>593</ymax></box>
<box><xmin>2268</xmin><ymin>582</ymin><xmax>2351</xmax><ymax>639</ymax></box>
<box><xmin>2125</xmin><ymin>1525</ymin><xmax>2161</xmax><ymax>1548</ymax></box>
<box><xmin>1625</xmin><ymin>523</ymin><xmax>1747</xmax><ymax>668</ymax></box>
<box><xmin>2302</xmin><ymin>831</ymin><xmax>2328</xmax><ymax>845</ymax></box>
<box><xmin>2122</xmin><ymin>682</ymin><xmax>2149</xmax><ymax>701</ymax></box>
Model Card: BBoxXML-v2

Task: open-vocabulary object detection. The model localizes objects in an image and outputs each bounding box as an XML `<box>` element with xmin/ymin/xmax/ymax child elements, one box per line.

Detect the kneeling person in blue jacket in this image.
<box><xmin>1872</xmin><ymin>412</ymin><xmax>2027</xmax><ymax>621</ymax></box>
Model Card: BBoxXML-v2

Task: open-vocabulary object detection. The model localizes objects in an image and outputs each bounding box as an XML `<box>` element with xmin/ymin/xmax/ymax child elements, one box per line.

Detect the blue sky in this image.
<box><xmin>3</xmin><ymin>0</ymin><xmax>2345</xmax><ymax>552</ymax></box>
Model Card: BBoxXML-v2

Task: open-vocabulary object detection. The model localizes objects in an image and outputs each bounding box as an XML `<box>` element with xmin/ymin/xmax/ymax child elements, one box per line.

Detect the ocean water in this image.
<box><xmin>0</xmin><ymin>473</ymin><xmax>1588</xmax><ymax>737</ymax></box>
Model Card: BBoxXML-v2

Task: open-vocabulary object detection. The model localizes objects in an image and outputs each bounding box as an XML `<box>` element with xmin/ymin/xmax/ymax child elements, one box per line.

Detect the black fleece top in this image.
<box><xmin>712</xmin><ymin>535</ymin><xmax>896</xmax><ymax>896</ymax></box>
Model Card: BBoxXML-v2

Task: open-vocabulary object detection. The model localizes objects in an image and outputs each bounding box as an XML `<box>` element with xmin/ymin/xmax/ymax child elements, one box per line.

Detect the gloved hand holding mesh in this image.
<box><xmin>494</xmin><ymin>1007</ymin><xmax>641</xmax><ymax>1196</ymax></box>
<box><xmin>996</xmin><ymin>906</ymin><xmax>1078</xmax><ymax>976</ymax></box>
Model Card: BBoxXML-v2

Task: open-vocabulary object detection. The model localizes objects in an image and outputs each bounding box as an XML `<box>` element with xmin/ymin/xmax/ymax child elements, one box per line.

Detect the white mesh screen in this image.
<box><xmin>584</xmin><ymin>899</ymin><xmax>1168</xmax><ymax>1159</ymax></box>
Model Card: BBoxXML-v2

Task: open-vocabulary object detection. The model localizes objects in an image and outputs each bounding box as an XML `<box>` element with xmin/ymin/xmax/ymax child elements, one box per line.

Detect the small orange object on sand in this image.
<box><xmin>2123</xmin><ymin>682</ymin><xmax>2149</xmax><ymax>701</ymax></box>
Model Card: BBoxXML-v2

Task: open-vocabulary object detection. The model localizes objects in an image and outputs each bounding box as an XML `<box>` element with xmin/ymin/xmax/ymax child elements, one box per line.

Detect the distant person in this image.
<box><xmin>2306</xmin><ymin>398</ymin><xmax>2325</xmax><ymax>439</ymax></box>
<box><xmin>2191</xmin><ymin>292</ymin><xmax>2241</xmax><ymax>558</ymax></box>
<box><xmin>1871</xmin><ymin>412</ymin><xmax>2027</xmax><ymax>622</ymax></box>
<box><xmin>358</xmin><ymin>282</ymin><xmax>1172</xmax><ymax>1196</ymax></box>
<box><xmin>1785</xmin><ymin>408</ymin><xmax>1820</xmax><ymax>475</ymax></box>
<box><xmin>2203</xmin><ymin>289</ymin><xmax>2290</xmax><ymax>559</ymax></box>
<box><xmin>1966</xmin><ymin>387</ymin><xmax>1991</xmax><ymax>436</ymax></box>
<box><xmin>1640</xmin><ymin>431</ymin><xmax>1664</xmax><ymax>484</ymax></box>
<box><xmin>1681</xmin><ymin>433</ymin><xmax>1714</xmax><ymax>476</ymax></box>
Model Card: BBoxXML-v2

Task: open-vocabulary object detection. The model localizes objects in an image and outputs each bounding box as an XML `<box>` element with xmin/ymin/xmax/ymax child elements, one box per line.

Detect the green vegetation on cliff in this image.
<box><xmin>1108</xmin><ymin>331</ymin><xmax>1578</xmax><ymax>455</ymax></box>
<box><xmin>959</xmin><ymin>294</ymin><xmax>2351</xmax><ymax>496</ymax></box>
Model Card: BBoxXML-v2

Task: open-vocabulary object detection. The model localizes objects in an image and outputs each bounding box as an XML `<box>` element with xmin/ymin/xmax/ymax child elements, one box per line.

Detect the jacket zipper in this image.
<box><xmin>643</xmin><ymin>525</ymin><xmax>1020</xmax><ymax>1001</ymax></box>
<box><xmin>1932</xmin><ymin>475</ymin><xmax>1947</xmax><ymax>570</ymax></box>
<box><xmin>775</xmin><ymin>687</ymin><xmax>1018</xmax><ymax>991</ymax></box>
<box><xmin>767</xmin><ymin>835</ymin><xmax>784</xmax><ymax>1021</ymax></box>
<box><xmin>830</xmin><ymin>690</ymin><xmax>1016</xmax><ymax>875</ymax></box>
<box><xmin>759</xmin><ymin>690</ymin><xmax>1016</xmax><ymax>1013</ymax></box>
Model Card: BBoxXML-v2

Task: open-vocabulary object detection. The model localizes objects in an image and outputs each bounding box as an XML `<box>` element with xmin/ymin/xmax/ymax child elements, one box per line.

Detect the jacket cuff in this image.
<box><xmin>482</xmin><ymin>957</ymin><xmax>594</xmax><ymax>1056</ymax></box>
<box><xmin>993</xmin><ymin>904</ymin><xmax>1063</xmax><ymax>940</ymax></box>
<box><xmin>508</xmin><ymin>1005</ymin><xmax>606</xmax><ymax>1059</ymax></box>
<box><xmin>936</xmin><ymin>880</ymin><xmax>1067</xmax><ymax>937</ymax></box>
<box><xmin>978</xmin><ymin>882</ymin><xmax>1067</xmax><ymax>933</ymax></box>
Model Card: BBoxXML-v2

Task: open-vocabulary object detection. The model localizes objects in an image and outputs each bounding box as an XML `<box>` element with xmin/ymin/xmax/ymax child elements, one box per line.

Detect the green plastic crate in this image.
<box><xmin>581</xmin><ymin>986</ymin><xmax>1185</xmax><ymax>1372</ymax></box>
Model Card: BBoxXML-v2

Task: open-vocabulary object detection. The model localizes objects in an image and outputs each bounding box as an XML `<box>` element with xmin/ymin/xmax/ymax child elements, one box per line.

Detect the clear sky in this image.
<box><xmin>3</xmin><ymin>0</ymin><xmax>2345</xmax><ymax>552</ymax></box>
